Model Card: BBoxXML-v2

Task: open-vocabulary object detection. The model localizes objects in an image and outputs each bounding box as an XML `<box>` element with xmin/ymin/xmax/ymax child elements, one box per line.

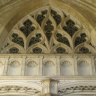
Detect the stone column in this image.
<box><xmin>42</xmin><ymin>79</ymin><xmax>58</xmax><ymax>96</ymax></box>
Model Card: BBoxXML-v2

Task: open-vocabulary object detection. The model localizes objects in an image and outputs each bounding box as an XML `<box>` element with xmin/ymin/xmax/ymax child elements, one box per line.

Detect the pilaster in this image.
<box><xmin>42</xmin><ymin>79</ymin><xmax>58</xmax><ymax>96</ymax></box>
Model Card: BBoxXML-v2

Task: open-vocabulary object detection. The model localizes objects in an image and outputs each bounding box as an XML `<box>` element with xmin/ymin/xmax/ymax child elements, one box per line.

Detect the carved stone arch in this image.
<box><xmin>77</xmin><ymin>60</ymin><xmax>90</xmax><ymax>76</ymax></box>
<box><xmin>25</xmin><ymin>61</ymin><xmax>39</xmax><ymax>76</ymax></box>
<box><xmin>73</xmin><ymin>28</ymin><xmax>90</xmax><ymax>48</ymax></box>
<box><xmin>58</xmin><ymin>79</ymin><xmax>96</xmax><ymax>96</ymax></box>
<box><xmin>8</xmin><ymin>60</ymin><xmax>20</xmax><ymax>67</ymax></box>
<box><xmin>56</xmin><ymin>29</ymin><xmax>73</xmax><ymax>47</ymax></box>
<box><xmin>0</xmin><ymin>85</ymin><xmax>41</xmax><ymax>96</ymax></box>
<box><xmin>0</xmin><ymin>3</ymin><xmax>95</xmax><ymax>54</ymax></box>
<box><xmin>75</xmin><ymin>43</ymin><xmax>96</xmax><ymax>54</ymax></box>
<box><xmin>26</xmin><ymin>30</ymin><xmax>44</xmax><ymax>48</ymax></box>
<box><xmin>18</xmin><ymin>17</ymin><xmax>38</xmax><ymax>38</ymax></box>
<box><xmin>43</xmin><ymin>61</ymin><xmax>56</xmax><ymax>76</ymax></box>
<box><xmin>0</xmin><ymin>80</ymin><xmax>42</xmax><ymax>93</ymax></box>
<box><xmin>7</xmin><ymin>61</ymin><xmax>21</xmax><ymax>76</ymax></box>
<box><xmin>27</xmin><ymin>44</ymin><xmax>48</xmax><ymax>54</ymax></box>
<box><xmin>58</xmin><ymin>85</ymin><xmax>96</xmax><ymax>96</ymax></box>
<box><xmin>1</xmin><ymin>44</ymin><xmax>25</xmax><ymax>54</ymax></box>
<box><xmin>0</xmin><ymin>8</ymin><xmax>93</xmax><ymax>53</ymax></box>
<box><xmin>0</xmin><ymin>0</ymin><xmax>95</xmax><ymax>51</ymax></box>
<box><xmin>60</xmin><ymin>61</ymin><xmax>73</xmax><ymax>76</ymax></box>
<box><xmin>10</xmin><ymin>30</ymin><xmax>26</xmax><ymax>48</ymax></box>
<box><xmin>73</xmin><ymin>28</ymin><xmax>90</xmax><ymax>42</ymax></box>
<box><xmin>52</xmin><ymin>44</ymin><xmax>72</xmax><ymax>54</ymax></box>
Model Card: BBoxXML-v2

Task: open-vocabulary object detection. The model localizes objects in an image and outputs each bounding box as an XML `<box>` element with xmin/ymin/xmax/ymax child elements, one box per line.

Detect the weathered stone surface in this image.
<box><xmin>0</xmin><ymin>0</ymin><xmax>96</xmax><ymax>96</ymax></box>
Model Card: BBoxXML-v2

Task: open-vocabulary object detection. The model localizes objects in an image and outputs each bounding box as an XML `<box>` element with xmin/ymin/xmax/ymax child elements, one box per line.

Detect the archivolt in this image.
<box><xmin>1</xmin><ymin>7</ymin><xmax>95</xmax><ymax>54</ymax></box>
<box><xmin>58</xmin><ymin>85</ymin><xmax>96</xmax><ymax>95</ymax></box>
<box><xmin>0</xmin><ymin>85</ymin><xmax>41</xmax><ymax>95</ymax></box>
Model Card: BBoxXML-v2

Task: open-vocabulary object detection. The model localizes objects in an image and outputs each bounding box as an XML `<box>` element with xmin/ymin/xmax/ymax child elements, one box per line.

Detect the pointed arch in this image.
<box><xmin>60</xmin><ymin>61</ymin><xmax>73</xmax><ymax>76</ymax></box>
<box><xmin>0</xmin><ymin>6</ymin><xmax>94</xmax><ymax>54</ymax></box>
<box><xmin>25</xmin><ymin>61</ymin><xmax>38</xmax><ymax>76</ymax></box>
<box><xmin>7</xmin><ymin>61</ymin><xmax>21</xmax><ymax>76</ymax></box>
<box><xmin>43</xmin><ymin>61</ymin><xmax>55</xmax><ymax>76</ymax></box>
<box><xmin>77</xmin><ymin>60</ymin><xmax>90</xmax><ymax>76</ymax></box>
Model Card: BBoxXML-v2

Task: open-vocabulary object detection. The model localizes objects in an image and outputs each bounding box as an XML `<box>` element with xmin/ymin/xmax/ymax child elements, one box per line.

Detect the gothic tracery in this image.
<box><xmin>0</xmin><ymin>0</ymin><xmax>96</xmax><ymax>95</ymax></box>
<box><xmin>1</xmin><ymin>7</ymin><xmax>95</xmax><ymax>54</ymax></box>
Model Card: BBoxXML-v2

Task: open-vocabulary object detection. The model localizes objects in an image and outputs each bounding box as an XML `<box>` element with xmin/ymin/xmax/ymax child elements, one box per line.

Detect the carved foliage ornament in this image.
<box><xmin>26</xmin><ymin>61</ymin><xmax>37</xmax><ymax>67</ymax></box>
<box><xmin>58</xmin><ymin>85</ymin><xmax>96</xmax><ymax>95</ymax></box>
<box><xmin>1</xmin><ymin>7</ymin><xmax>94</xmax><ymax>54</ymax></box>
<box><xmin>0</xmin><ymin>86</ymin><xmax>40</xmax><ymax>95</ymax></box>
